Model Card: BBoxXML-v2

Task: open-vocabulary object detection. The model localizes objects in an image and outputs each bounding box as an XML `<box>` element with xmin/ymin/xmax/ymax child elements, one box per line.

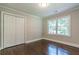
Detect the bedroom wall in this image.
<box><xmin>26</xmin><ymin>15</ymin><xmax>42</xmax><ymax>42</ymax></box>
<box><xmin>0</xmin><ymin>6</ymin><xmax>42</xmax><ymax>44</ymax></box>
<box><xmin>42</xmin><ymin>7</ymin><xmax>79</xmax><ymax>46</ymax></box>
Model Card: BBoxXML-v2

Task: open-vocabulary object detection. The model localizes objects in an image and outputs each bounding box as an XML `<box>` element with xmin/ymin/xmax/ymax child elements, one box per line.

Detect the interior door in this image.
<box><xmin>3</xmin><ymin>13</ymin><xmax>25</xmax><ymax>48</ymax></box>
<box><xmin>15</xmin><ymin>16</ymin><xmax>24</xmax><ymax>45</ymax></box>
<box><xmin>3</xmin><ymin>14</ymin><xmax>15</xmax><ymax>48</ymax></box>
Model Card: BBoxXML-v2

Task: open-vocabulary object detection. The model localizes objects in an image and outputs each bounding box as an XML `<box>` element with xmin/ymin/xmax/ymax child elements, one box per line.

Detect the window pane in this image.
<box><xmin>48</xmin><ymin>20</ymin><xmax>56</xmax><ymax>34</ymax></box>
<box><xmin>48</xmin><ymin>16</ymin><xmax>70</xmax><ymax>36</ymax></box>
<box><xmin>58</xmin><ymin>27</ymin><xmax>66</xmax><ymax>35</ymax></box>
<box><xmin>57</xmin><ymin>16</ymin><xmax>70</xmax><ymax>36</ymax></box>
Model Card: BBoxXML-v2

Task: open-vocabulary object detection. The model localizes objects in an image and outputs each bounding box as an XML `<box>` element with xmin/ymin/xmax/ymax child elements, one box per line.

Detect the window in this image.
<box><xmin>48</xmin><ymin>16</ymin><xmax>70</xmax><ymax>36</ymax></box>
<box><xmin>48</xmin><ymin>20</ymin><xmax>56</xmax><ymax>34</ymax></box>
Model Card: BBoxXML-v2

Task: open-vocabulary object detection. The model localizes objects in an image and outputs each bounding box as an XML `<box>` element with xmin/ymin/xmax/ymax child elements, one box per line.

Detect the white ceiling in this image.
<box><xmin>0</xmin><ymin>3</ymin><xmax>79</xmax><ymax>17</ymax></box>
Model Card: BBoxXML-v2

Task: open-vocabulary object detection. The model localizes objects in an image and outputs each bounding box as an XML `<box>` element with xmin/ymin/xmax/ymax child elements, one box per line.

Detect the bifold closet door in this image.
<box><xmin>4</xmin><ymin>14</ymin><xmax>16</xmax><ymax>48</ymax></box>
<box><xmin>15</xmin><ymin>17</ymin><xmax>24</xmax><ymax>45</ymax></box>
<box><xmin>3</xmin><ymin>13</ymin><xmax>24</xmax><ymax>48</ymax></box>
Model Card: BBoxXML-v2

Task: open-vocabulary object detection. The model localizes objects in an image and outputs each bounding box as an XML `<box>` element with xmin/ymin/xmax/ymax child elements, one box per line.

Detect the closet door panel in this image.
<box><xmin>4</xmin><ymin>14</ymin><xmax>15</xmax><ymax>48</ymax></box>
<box><xmin>15</xmin><ymin>17</ymin><xmax>24</xmax><ymax>45</ymax></box>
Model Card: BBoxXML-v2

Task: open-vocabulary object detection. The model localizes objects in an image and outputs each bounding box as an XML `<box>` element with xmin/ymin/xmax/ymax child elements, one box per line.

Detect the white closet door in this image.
<box><xmin>15</xmin><ymin>17</ymin><xmax>24</xmax><ymax>45</ymax></box>
<box><xmin>4</xmin><ymin>14</ymin><xmax>15</xmax><ymax>48</ymax></box>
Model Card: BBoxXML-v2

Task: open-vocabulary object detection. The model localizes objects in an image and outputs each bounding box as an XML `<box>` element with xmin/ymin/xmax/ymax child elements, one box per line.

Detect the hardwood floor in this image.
<box><xmin>0</xmin><ymin>39</ymin><xmax>79</xmax><ymax>55</ymax></box>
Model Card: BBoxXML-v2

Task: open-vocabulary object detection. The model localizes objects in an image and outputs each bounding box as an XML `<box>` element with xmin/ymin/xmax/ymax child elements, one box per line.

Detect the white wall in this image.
<box><xmin>0</xmin><ymin>6</ymin><xmax>42</xmax><ymax>47</ymax></box>
<box><xmin>27</xmin><ymin>15</ymin><xmax>42</xmax><ymax>41</ymax></box>
<box><xmin>42</xmin><ymin>8</ymin><xmax>79</xmax><ymax>46</ymax></box>
<box><xmin>0</xmin><ymin>12</ymin><xmax>1</xmax><ymax>48</ymax></box>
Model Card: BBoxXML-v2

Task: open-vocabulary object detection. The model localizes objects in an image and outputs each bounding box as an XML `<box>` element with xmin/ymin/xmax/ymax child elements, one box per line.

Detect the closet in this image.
<box><xmin>1</xmin><ymin>11</ymin><xmax>25</xmax><ymax>49</ymax></box>
<box><xmin>0</xmin><ymin>11</ymin><xmax>42</xmax><ymax>50</ymax></box>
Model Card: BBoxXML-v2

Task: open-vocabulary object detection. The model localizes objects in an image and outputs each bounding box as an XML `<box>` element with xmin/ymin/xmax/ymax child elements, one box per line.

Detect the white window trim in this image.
<box><xmin>47</xmin><ymin>15</ymin><xmax>71</xmax><ymax>37</ymax></box>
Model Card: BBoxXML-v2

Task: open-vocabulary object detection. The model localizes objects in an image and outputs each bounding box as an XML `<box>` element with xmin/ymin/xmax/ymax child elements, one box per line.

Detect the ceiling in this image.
<box><xmin>0</xmin><ymin>3</ymin><xmax>79</xmax><ymax>17</ymax></box>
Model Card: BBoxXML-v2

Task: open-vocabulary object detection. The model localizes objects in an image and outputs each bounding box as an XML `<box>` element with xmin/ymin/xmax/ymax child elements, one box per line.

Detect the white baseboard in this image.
<box><xmin>26</xmin><ymin>38</ymin><xmax>42</xmax><ymax>44</ymax></box>
<box><xmin>0</xmin><ymin>38</ymin><xmax>41</xmax><ymax>50</ymax></box>
<box><xmin>42</xmin><ymin>38</ymin><xmax>79</xmax><ymax>48</ymax></box>
<box><xmin>0</xmin><ymin>38</ymin><xmax>79</xmax><ymax>50</ymax></box>
<box><xmin>0</xmin><ymin>47</ymin><xmax>3</xmax><ymax>50</ymax></box>
<box><xmin>25</xmin><ymin>38</ymin><xmax>79</xmax><ymax>48</ymax></box>
<box><xmin>0</xmin><ymin>48</ymin><xmax>1</xmax><ymax>50</ymax></box>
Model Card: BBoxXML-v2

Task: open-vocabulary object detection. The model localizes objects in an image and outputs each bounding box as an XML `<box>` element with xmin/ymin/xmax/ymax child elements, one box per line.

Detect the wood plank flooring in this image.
<box><xmin>0</xmin><ymin>39</ymin><xmax>79</xmax><ymax>55</ymax></box>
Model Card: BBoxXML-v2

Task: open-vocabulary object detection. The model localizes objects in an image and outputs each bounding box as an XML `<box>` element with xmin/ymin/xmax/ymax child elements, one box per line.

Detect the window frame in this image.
<box><xmin>47</xmin><ymin>15</ymin><xmax>71</xmax><ymax>37</ymax></box>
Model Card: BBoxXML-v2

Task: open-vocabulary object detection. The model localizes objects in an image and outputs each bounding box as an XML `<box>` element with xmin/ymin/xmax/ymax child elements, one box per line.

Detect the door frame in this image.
<box><xmin>0</xmin><ymin>11</ymin><xmax>25</xmax><ymax>50</ymax></box>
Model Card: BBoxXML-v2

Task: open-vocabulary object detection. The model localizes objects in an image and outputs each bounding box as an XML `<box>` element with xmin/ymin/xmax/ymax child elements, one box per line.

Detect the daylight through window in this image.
<box><xmin>48</xmin><ymin>16</ymin><xmax>70</xmax><ymax>36</ymax></box>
